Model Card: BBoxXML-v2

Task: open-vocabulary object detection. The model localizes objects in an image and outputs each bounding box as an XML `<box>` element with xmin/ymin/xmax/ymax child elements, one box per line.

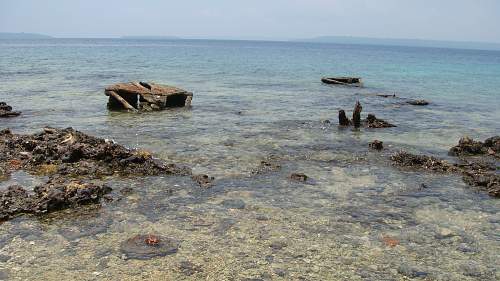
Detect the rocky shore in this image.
<box><xmin>391</xmin><ymin>136</ymin><xmax>500</xmax><ymax>197</ymax></box>
<box><xmin>0</xmin><ymin>127</ymin><xmax>194</xmax><ymax>221</ymax></box>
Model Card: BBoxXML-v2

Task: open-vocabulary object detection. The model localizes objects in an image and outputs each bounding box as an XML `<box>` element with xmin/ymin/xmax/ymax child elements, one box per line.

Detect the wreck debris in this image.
<box><xmin>338</xmin><ymin>102</ymin><xmax>396</xmax><ymax>128</ymax></box>
<box><xmin>353</xmin><ymin>101</ymin><xmax>362</xmax><ymax>128</ymax></box>
<box><xmin>338</xmin><ymin>110</ymin><xmax>351</xmax><ymax>126</ymax></box>
<box><xmin>376</xmin><ymin>94</ymin><xmax>397</xmax><ymax>98</ymax></box>
<box><xmin>321</xmin><ymin>77</ymin><xmax>363</xmax><ymax>87</ymax></box>
<box><xmin>369</xmin><ymin>140</ymin><xmax>384</xmax><ymax>150</ymax></box>
<box><xmin>407</xmin><ymin>99</ymin><xmax>429</xmax><ymax>106</ymax></box>
<box><xmin>0</xmin><ymin>102</ymin><xmax>21</xmax><ymax>118</ymax></box>
<box><xmin>105</xmin><ymin>81</ymin><xmax>193</xmax><ymax>112</ymax></box>
<box><xmin>120</xmin><ymin>234</ymin><xmax>180</xmax><ymax>260</ymax></box>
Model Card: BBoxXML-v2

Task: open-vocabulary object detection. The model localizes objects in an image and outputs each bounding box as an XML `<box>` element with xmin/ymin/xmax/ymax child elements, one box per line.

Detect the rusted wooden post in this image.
<box><xmin>338</xmin><ymin>110</ymin><xmax>350</xmax><ymax>126</ymax></box>
<box><xmin>353</xmin><ymin>101</ymin><xmax>362</xmax><ymax>128</ymax></box>
<box><xmin>106</xmin><ymin>90</ymin><xmax>138</xmax><ymax>112</ymax></box>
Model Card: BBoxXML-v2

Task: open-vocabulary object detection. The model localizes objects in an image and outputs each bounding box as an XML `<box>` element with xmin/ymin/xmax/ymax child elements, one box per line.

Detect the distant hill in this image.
<box><xmin>296</xmin><ymin>36</ymin><xmax>500</xmax><ymax>51</ymax></box>
<box><xmin>0</xmin><ymin>32</ymin><xmax>53</xmax><ymax>39</ymax></box>
<box><xmin>120</xmin><ymin>35</ymin><xmax>181</xmax><ymax>40</ymax></box>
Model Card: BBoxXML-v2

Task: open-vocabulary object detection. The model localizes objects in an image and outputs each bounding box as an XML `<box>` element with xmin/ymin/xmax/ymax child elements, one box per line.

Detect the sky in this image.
<box><xmin>1</xmin><ymin>0</ymin><xmax>500</xmax><ymax>43</ymax></box>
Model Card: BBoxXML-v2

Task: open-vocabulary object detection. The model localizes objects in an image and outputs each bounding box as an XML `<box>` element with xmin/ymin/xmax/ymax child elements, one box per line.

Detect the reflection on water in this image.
<box><xmin>0</xmin><ymin>39</ymin><xmax>499</xmax><ymax>280</ymax></box>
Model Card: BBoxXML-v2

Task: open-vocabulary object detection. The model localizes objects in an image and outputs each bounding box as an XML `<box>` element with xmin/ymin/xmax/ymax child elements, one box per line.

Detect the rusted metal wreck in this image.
<box><xmin>321</xmin><ymin>77</ymin><xmax>363</xmax><ymax>87</ymax></box>
<box><xmin>105</xmin><ymin>81</ymin><xmax>193</xmax><ymax>112</ymax></box>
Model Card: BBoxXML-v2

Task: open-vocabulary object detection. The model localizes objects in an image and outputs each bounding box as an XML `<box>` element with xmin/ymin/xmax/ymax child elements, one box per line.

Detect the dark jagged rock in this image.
<box><xmin>407</xmin><ymin>99</ymin><xmax>429</xmax><ymax>106</ymax></box>
<box><xmin>290</xmin><ymin>173</ymin><xmax>308</xmax><ymax>182</ymax></box>
<box><xmin>0</xmin><ymin>127</ymin><xmax>194</xmax><ymax>221</ymax></box>
<box><xmin>0</xmin><ymin>102</ymin><xmax>21</xmax><ymax>118</ymax></box>
<box><xmin>0</xmin><ymin>180</ymin><xmax>111</xmax><ymax>220</ymax></box>
<box><xmin>32</xmin><ymin>178</ymin><xmax>111</xmax><ymax>213</ymax></box>
<box><xmin>120</xmin><ymin>234</ymin><xmax>180</xmax><ymax>260</ymax></box>
<box><xmin>0</xmin><ymin>127</ymin><xmax>191</xmax><ymax>177</ymax></box>
<box><xmin>391</xmin><ymin>150</ymin><xmax>499</xmax><ymax>197</ymax></box>
<box><xmin>449</xmin><ymin>136</ymin><xmax>499</xmax><ymax>157</ymax></box>
<box><xmin>338</xmin><ymin>110</ymin><xmax>351</xmax><ymax>126</ymax></box>
<box><xmin>364</xmin><ymin>114</ymin><xmax>396</xmax><ymax>128</ymax></box>
<box><xmin>390</xmin><ymin>151</ymin><xmax>457</xmax><ymax>172</ymax></box>
<box><xmin>192</xmin><ymin>174</ymin><xmax>215</xmax><ymax>188</ymax></box>
<box><xmin>462</xmin><ymin>172</ymin><xmax>499</xmax><ymax>197</ymax></box>
<box><xmin>369</xmin><ymin>140</ymin><xmax>384</xmax><ymax>150</ymax></box>
<box><xmin>0</xmin><ymin>185</ymin><xmax>32</xmax><ymax>221</ymax></box>
<box><xmin>252</xmin><ymin>156</ymin><xmax>281</xmax><ymax>175</ymax></box>
<box><xmin>353</xmin><ymin>101</ymin><xmax>362</xmax><ymax>128</ymax></box>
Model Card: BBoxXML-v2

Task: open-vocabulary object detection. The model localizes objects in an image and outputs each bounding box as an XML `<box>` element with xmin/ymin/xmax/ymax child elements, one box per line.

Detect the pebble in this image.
<box><xmin>0</xmin><ymin>271</ymin><xmax>9</xmax><ymax>280</ymax></box>
<box><xmin>270</xmin><ymin>241</ymin><xmax>288</xmax><ymax>250</ymax></box>
<box><xmin>221</xmin><ymin>199</ymin><xmax>246</xmax><ymax>210</ymax></box>
<box><xmin>397</xmin><ymin>264</ymin><xmax>428</xmax><ymax>278</ymax></box>
<box><xmin>436</xmin><ymin>227</ymin><xmax>455</xmax><ymax>239</ymax></box>
<box><xmin>274</xmin><ymin>268</ymin><xmax>286</xmax><ymax>277</ymax></box>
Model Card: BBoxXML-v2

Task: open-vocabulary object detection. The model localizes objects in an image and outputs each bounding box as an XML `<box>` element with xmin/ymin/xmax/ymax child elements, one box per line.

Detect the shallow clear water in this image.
<box><xmin>0</xmin><ymin>39</ymin><xmax>499</xmax><ymax>280</ymax></box>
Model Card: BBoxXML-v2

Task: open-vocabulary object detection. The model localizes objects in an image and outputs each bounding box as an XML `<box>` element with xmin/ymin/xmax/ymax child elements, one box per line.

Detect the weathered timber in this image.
<box><xmin>105</xmin><ymin>81</ymin><xmax>193</xmax><ymax>112</ymax></box>
<box><xmin>353</xmin><ymin>101</ymin><xmax>362</xmax><ymax>128</ymax></box>
<box><xmin>338</xmin><ymin>110</ymin><xmax>351</xmax><ymax>126</ymax></box>
<box><xmin>321</xmin><ymin>77</ymin><xmax>363</xmax><ymax>87</ymax></box>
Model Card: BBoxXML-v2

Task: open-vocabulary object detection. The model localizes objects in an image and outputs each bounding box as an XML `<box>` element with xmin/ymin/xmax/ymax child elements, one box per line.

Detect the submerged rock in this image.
<box><xmin>252</xmin><ymin>155</ymin><xmax>281</xmax><ymax>175</ymax></box>
<box><xmin>290</xmin><ymin>173</ymin><xmax>308</xmax><ymax>182</ymax></box>
<box><xmin>221</xmin><ymin>199</ymin><xmax>246</xmax><ymax>209</ymax></box>
<box><xmin>120</xmin><ymin>234</ymin><xmax>180</xmax><ymax>260</ymax></box>
<box><xmin>462</xmin><ymin>172</ymin><xmax>499</xmax><ymax>197</ymax></box>
<box><xmin>449</xmin><ymin>136</ymin><xmax>499</xmax><ymax>157</ymax></box>
<box><xmin>0</xmin><ymin>179</ymin><xmax>111</xmax><ymax>220</ymax></box>
<box><xmin>177</xmin><ymin>261</ymin><xmax>203</xmax><ymax>276</ymax></box>
<box><xmin>391</xmin><ymin>150</ymin><xmax>499</xmax><ymax>197</ymax></box>
<box><xmin>369</xmin><ymin>140</ymin><xmax>384</xmax><ymax>150</ymax></box>
<box><xmin>191</xmin><ymin>174</ymin><xmax>215</xmax><ymax>188</ymax></box>
<box><xmin>0</xmin><ymin>102</ymin><xmax>21</xmax><ymax>118</ymax></box>
<box><xmin>391</xmin><ymin>151</ymin><xmax>457</xmax><ymax>172</ymax></box>
<box><xmin>364</xmin><ymin>114</ymin><xmax>396</xmax><ymax>128</ymax></box>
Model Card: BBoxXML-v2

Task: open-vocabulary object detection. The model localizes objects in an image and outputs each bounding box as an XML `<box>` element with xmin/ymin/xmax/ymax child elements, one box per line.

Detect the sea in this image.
<box><xmin>0</xmin><ymin>39</ymin><xmax>499</xmax><ymax>280</ymax></box>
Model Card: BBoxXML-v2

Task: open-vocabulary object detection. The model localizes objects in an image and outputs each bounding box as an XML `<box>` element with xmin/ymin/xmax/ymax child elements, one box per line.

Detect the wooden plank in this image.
<box><xmin>106</xmin><ymin>90</ymin><xmax>138</xmax><ymax>112</ymax></box>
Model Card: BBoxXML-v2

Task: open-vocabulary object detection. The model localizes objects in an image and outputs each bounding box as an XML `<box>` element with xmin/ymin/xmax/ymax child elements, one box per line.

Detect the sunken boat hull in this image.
<box><xmin>321</xmin><ymin>77</ymin><xmax>363</xmax><ymax>87</ymax></box>
<box><xmin>105</xmin><ymin>81</ymin><xmax>193</xmax><ymax>112</ymax></box>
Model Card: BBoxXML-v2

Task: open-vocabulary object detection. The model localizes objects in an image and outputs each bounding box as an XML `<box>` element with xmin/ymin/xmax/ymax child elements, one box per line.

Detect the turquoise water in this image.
<box><xmin>0</xmin><ymin>39</ymin><xmax>499</xmax><ymax>280</ymax></box>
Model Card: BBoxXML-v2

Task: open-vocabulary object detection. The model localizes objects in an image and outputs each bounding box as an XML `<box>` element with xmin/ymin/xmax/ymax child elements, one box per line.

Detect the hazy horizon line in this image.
<box><xmin>2</xmin><ymin>32</ymin><xmax>500</xmax><ymax>45</ymax></box>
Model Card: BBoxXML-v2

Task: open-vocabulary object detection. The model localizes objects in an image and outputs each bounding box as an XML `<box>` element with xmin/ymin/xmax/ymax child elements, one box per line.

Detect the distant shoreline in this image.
<box><xmin>2</xmin><ymin>32</ymin><xmax>500</xmax><ymax>51</ymax></box>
